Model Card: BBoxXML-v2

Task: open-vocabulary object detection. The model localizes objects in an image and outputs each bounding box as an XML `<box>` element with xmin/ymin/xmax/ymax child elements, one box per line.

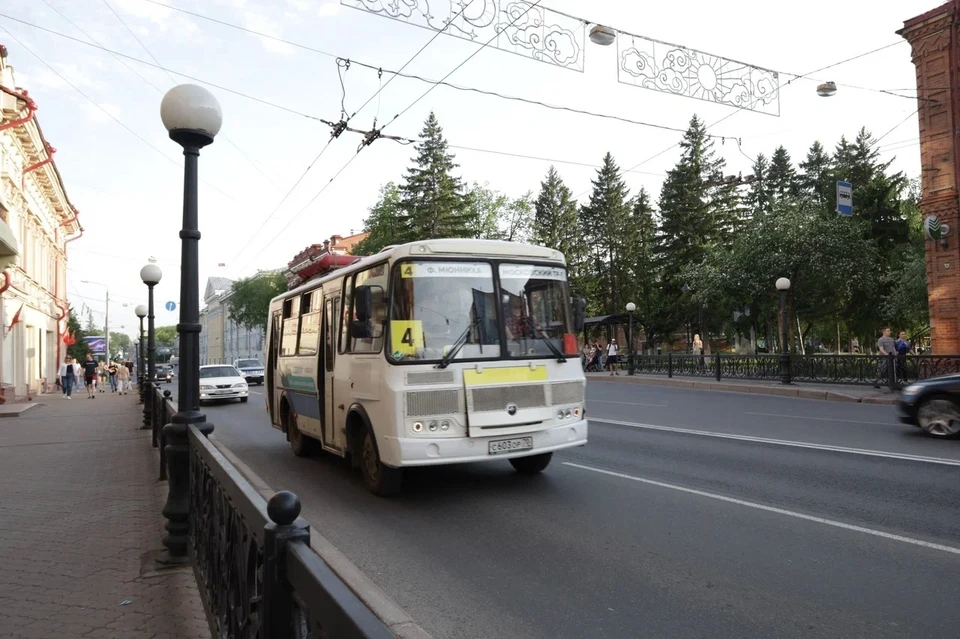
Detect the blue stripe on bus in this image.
<box><xmin>287</xmin><ymin>390</ymin><xmax>322</xmax><ymax>420</ymax></box>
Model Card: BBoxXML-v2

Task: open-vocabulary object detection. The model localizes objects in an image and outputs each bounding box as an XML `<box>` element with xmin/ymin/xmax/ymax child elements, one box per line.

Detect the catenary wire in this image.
<box><xmin>0</xmin><ymin>24</ymin><xmax>236</xmax><ymax>202</ymax></box>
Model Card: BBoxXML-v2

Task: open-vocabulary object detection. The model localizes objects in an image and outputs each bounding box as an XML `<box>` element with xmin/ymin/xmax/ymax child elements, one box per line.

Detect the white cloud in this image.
<box><xmin>316</xmin><ymin>2</ymin><xmax>342</xmax><ymax>18</ymax></box>
<box><xmin>243</xmin><ymin>12</ymin><xmax>294</xmax><ymax>55</ymax></box>
<box><xmin>80</xmin><ymin>102</ymin><xmax>122</xmax><ymax>123</ymax></box>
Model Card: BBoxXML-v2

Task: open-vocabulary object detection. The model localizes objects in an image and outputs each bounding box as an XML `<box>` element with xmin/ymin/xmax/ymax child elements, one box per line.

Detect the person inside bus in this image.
<box><xmin>503</xmin><ymin>293</ymin><xmax>540</xmax><ymax>346</ymax></box>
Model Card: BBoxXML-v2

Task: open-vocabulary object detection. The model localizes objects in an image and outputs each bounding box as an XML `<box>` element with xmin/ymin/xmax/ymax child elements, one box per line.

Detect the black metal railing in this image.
<box><xmin>152</xmin><ymin>386</ymin><xmax>393</xmax><ymax>638</ymax></box>
<box><xmin>614</xmin><ymin>353</ymin><xmax>960</xmax><ymax>389</ymax></box>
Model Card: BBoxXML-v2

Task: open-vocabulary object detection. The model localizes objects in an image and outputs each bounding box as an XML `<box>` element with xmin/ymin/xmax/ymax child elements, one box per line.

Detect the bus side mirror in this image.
<box><xmin>354</xmin><ymin>286</ymin><xmax>374</xmax><ymax>322</ymax></box>
<box><xmin>573</xmin><ymin>297</ymin><xmax>586</xmax><ymax>333</ymax></box>
<box><xmin>350</xmin><ymin>319</ymin><xmax>373</xmax><ymax>339</ymax></box>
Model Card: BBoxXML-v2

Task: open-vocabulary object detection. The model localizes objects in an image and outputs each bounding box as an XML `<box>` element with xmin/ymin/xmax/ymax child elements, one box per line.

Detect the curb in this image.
<box><xmin>0</xmin><ymin>401</ymin><xmax>40</xmax><ymax>417</ymax></box>
<box><xmin>588</xmin><ymin>375</ymin><xmax>898</xmax><ymax>405</ymax></box>
<box><xmin>210</xmin><ymin>436</ymin><xmax>433</xmax><ymax>639</ymax></box>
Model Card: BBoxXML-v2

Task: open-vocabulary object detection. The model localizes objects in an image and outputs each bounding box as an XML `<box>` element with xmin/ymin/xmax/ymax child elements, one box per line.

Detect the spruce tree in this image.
<box><xmin>628</xmin><ymin>189</ymin><xmax>658</xmax><ymax>325</ymax></box>
<box><xmin>398</xmin><ymin>112</ymin><xmax>471</xmax><ymax>241</ymax></box>
<box><xmin>744</xmin><ymin>153</ymin><xmax>772</xmax><ymax>219</ymax></box>
<box><xmin>579</xmin><ymin>153</ymin><xmax>631</xmax><ymax>315</ymax></box>
<box><xmin>798</xmin><ymin>141</ymin><xmax>832</xmax><ymax>206</ymax></box>
<box><xmin>767</xmin><ymin>146</ymin><xmax>798</xmax><ymax>201</ymax></box>
<box><xmin>533</xmin><ymin>166</ymin><xmax>578</xmax><ymax>254</ymax></box>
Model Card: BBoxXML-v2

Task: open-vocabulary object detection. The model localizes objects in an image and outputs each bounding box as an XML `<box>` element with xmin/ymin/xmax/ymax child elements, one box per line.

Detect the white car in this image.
<box><xmin>199</xmin><ymin>365</ymin><xmax>249</xmax><ymax>404</ymax></box>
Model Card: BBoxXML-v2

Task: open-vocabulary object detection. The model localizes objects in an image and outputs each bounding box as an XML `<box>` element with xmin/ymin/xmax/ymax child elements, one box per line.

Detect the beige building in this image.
<box><xmin>0</xmin><ymin>46</ymin><xmax>81</xmax><ymax>398</ymax></box>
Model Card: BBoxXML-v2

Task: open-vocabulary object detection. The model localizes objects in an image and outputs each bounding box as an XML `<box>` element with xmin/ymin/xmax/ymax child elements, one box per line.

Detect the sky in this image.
<box><xmin>0</xmin><ymin>0</ymin><xmax>934</xmax><ymax>339</ymax></box>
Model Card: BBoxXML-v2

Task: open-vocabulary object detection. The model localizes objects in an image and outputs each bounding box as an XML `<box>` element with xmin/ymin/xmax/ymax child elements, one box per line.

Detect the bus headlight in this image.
<box><xmin>440</xmin><ymin>420</ymin><xmax>450</xmax><ymax>431</ymax></box>
<box><xmin>428</xmin><ymin>420</ymin><xmax>438</xmax><ymax>432</ymax></box>
<box><xmin>573</xmin><ymin>407</ymin><xmax>581</xmax><ymax>418</ymax></box>
<box><xmin>557</xmin><ymin>409</ymin><xmax>565</xmax><ymax>420</ymax></box>
<box><xmin>564</xmin><ymin>409</ymin><xmax>572</xmax><ymax>418</ymax></box>
<box><xmin>413</xmin><ymin>422</ymin><xmax>424</xmax><ymax>432</ymax></box>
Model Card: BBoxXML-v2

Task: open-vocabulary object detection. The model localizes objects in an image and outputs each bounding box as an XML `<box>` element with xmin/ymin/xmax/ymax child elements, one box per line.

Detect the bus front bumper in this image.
<box><xmin>382</xmin><ymin>419</ymin><xmax>588</xmax><ymax>467</ymax></box>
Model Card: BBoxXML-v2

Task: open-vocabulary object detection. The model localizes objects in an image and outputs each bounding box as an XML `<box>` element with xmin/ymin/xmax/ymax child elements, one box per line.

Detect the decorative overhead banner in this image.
<box><xmin>340</xmin><ymin>0</ymin><xmax>586</xmax><ymax>72</ymax></box>
<box><xmin>617</xmin><ymin>32</ymin><xmax>780</xmax><ymax>116</ymax></box>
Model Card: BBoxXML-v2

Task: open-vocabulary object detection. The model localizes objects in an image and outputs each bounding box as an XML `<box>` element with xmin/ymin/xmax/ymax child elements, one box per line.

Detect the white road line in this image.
<box><xmin>746</xmin><ymin>412</ymin><xmax>895</xmax><ymax>426</ymax></box>
<box><xmin>249</xmin><ymin>391</ymin><xmax>263</xmax><ymax>396</ymax></box>
<box><xmin>589</xmin><ymin>417</ymin><xmax>960</xmax><ymax>467</ymax></box>
<box><xmin>562</xmin><ymin>462</ymin><xmax>960</xmax><ymax>557</ymax></box>
<box><xmin>587</xmin><ymin>399</ymin><xmax>668</xmax><ymax>408</ymax></box>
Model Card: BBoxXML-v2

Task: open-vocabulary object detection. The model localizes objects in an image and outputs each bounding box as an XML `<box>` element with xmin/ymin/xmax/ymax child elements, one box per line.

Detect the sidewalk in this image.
<box><xmin>587</xmin><ymin>372</ymin><xmax>899</xmax><ymax>405</ymax></box>
<box><xmin>0</xmin><ymin>390</ymin><xmax>210</xmax><ymax>639</ymax></box>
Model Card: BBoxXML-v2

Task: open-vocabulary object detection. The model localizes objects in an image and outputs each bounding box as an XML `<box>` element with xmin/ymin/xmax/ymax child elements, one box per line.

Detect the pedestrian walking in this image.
<box><xmin>875</xmin><ymin>327</ymin><xmax>896</xmax><ymax>388</ymax></box>
<box><xmin>97</xmin><ymin>361</ymin><xmax>107</xmax><ymax>393</ymax></box>
<box><xmin>108</xmin><ymin>361</ymin><xmax>118</xmax><ymax>392</ymax></box>
<box><xmin>58</xmin><ymin>356</ymin><xmax>80</xmax><ymax>399</ymax></box>
<box><xmin>607</xmin><ymin>339</ymin><xmax>619</xmax><ymax>375</ymax></box>
<box><xmin>895</xmin><ymin>330</ymin><xmax>913</xmax><ymax>384</ymax></box>
<box><xmin>82</xmin><ymin>354</ymin><xmax>98</xmax><ymax>399</ymax></box>
<box><xmin>116</xmin><ymin>361</ymin><xmax>131</xmax><ymax>395</ymax></box>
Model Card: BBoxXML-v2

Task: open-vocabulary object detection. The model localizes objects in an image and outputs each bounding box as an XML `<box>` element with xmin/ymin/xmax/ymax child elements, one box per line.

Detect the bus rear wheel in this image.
<box><xmin>360</xmin><ymin>428</ymin><xmax>402</xmax><ymax>497</ymax></box>
<box><xmin>509</xmin><ymin>452</ymin><xmax>553</xmax><ymax>474</ymax></box>
<box><xmin>285</xmin><ymin>408</ymin><xmax>316</xmax><ymax>457</ymax></box>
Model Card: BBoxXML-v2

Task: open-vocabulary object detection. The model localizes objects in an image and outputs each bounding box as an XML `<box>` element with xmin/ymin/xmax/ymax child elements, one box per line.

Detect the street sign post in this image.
<box><xmin>837</xmin><ymin>181</ymin><xmax>853</xmax><ymax>216</ymax></box>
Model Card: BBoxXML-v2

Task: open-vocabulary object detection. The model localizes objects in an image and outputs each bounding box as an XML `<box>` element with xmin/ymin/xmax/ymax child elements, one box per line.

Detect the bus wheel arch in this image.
<box><xmin>347</xmin><ymin>404</ymin><xmax>402</xmax><ymax>497</ymax></box>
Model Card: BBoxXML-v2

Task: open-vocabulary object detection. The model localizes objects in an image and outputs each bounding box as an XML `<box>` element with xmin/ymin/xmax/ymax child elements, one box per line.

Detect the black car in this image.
<box><xmin>897</xmin><ymin>374</ymin><xmax>960</xmax><ymax>438</ymax></box>
<box><xmin>156</xmin><ymin>366</ymin><xmax>174</xmax><ymax>384</ymax></box>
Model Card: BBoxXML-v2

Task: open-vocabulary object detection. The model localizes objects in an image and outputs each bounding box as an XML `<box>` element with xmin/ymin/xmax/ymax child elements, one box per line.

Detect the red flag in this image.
<box><xmin>63</xmin><ymin>330</ymin><xmax>76</xmax><ymax>346</ymax></box>
<box><xmin>6</xmin><ymin>303</ymin><xmax>23</xmax><ymax>335</ymax></box>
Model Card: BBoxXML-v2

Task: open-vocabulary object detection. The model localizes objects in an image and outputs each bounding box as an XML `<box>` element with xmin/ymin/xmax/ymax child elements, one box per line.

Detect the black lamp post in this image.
<box><xmin>141</xmin><ymin>265</ymin><xmax>161</xmax><ymax>429</ymax></box>
<box><xmin>626</xmin><ymin>301</ymin><xmax>636</xmax><ymax>375</ymax></box>
<box><xmin>135</xmin><ymin>304</ymin><xmax>146</xmax><ymax>402</ymax></box>
<box><xmin>776</xmin><ymin>277</ymin><xmax>792</xmax><ymax>385</ymax></box>
<box><xmin>158</xmin><ymin>83</ymin><xmax>221</xmax><ymax>565</ymax></box>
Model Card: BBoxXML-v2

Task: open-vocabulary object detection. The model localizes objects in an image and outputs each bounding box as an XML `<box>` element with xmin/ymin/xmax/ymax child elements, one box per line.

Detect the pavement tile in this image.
<box><xmin>0</xmin><ymin>396</ymin><xmax>210</xmax><ymax>639</ymax></box>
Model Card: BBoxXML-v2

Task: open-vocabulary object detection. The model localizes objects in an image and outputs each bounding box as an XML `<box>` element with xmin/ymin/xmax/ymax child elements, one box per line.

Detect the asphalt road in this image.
<box><xmin>170</xmin><ymin>380</ymin><xmax>960</xmax><ymax>639</ymax></box>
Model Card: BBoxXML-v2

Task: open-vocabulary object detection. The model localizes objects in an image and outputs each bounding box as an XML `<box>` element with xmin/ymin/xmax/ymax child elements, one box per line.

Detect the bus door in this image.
<box><xmin>322</xmin><ymin>294</ymin><xmax>340</xmax><ymax>450</ymax></box>
<box><xmin>267</xmin><ymin>309</ymin><xmax>281</xmax><ymax>424</ymax></box>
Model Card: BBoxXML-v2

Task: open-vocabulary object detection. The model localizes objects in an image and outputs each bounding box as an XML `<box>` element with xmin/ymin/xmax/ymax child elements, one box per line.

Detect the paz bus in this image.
<box><xmin>265</xmin><ymin>238</ymin><xmax>588</xmax><ymax>496</ymax></box>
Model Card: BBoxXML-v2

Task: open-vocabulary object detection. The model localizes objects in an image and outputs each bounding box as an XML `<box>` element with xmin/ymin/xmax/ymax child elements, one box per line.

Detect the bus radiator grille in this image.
<box><xmin>469</xmin><ymin>385</ymin><xmax>547</xmax><ymax>413</ymax></box>
<box><xmin>405</xmin><ymin>389</ymin><xmax>461</xmax><ymax>417</ymax></box>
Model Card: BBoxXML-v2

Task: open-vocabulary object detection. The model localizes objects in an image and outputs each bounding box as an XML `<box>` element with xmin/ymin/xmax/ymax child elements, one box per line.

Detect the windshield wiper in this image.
<box><xmin>436</xmin><ymin>315</ymin><xmax>480</xmax><ymax>369</ymax></box>
<box><xmin>530</xmin><ymin>326</ymin><xmax>567</xmax><ymax>363</ymax></box>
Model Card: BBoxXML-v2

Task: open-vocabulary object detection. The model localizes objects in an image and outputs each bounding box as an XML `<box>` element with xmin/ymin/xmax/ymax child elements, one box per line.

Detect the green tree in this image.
<box><xmin>627</xmin><ymin>189</ymin><xmax>658</xmax><ymax>329</ymax></box>
<box><xmin>66</xmin><ymin>306</ymin><xmax>91</xmax><ymax>362</ymax></box>
<box><xmin>109</xmin><ymin>332</ymin><xmax>131</xmax><ymax>359</ymax></box>
<box><xmin>798</xmin><ymin>140</ymin><xmax>832</xmax><ymax>207</ymax></box>
<box><xmin>767</xmin><ymin>145</ymin><xmax>798</xmax><ymax>202</ymax></box>
<box><xmin>398</xmin><ymin>112</ymin><xmax>471</xmax><ymax>241</ymax></box>
<box><xmin>155</xmin><ymin>325</ymin><xmax>178</xmax><ymax>347</ymax></box>
<box><xmin>579</xmin><ymin>152</ymin><xmax>632</xmax><ymax>316</ymax></box>
<box><xmin>498</xmin><ymin>193</ymin><xmax>534</xmax><ymax>242</ymax></box>
<box><xmin>465</xmin><ymin>182</ymin><xmax>508</xmax><ymax>240</ymax></box>
<box><xmin>84</xmin><ymin>310</ymin><xmax>97</xmax><ymax>332</ymax></box>
<box><xmin>532</xmin><ymin>166</ymin><xmax>585</xmax><ymax>289</ymax></box>
<box><xmin>226</xmin><ymin>271</ymin><xmax>286</xmax><ymax>332</ymax></box>
<box><xmin>353</xmin><ymin>183</ymin><xmax>402</xmax><ymax>255</ymax></box>
<box><xmin>744</xmin><ymin>153</ymin><xmax>772</xmax><ymax>219</ymax></box>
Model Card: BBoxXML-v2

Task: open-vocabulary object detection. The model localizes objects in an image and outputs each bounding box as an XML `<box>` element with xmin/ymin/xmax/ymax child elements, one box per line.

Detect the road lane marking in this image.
<box><xmin>589</xmin><ymin>417</ymin><xmax>960</xmax><ymax>467</ymax></box>
<box><xmin>249</xmin><ymin>391</ymin><xmax>263</xmax><ymax>396</ymax></box>
<box><xmin>746</xmin><ymin>412</ymin><xmax>895</xmax><ymax>426</ymax></box>
<box><xmin>587</xmin><ymin>399</ymin><xmax>668</xmax><ymax>408</ymax></box>
<box><xmin>563</xmin><ymin>462</ymin><xmax>960</xmax><ymax>557</ymax></box>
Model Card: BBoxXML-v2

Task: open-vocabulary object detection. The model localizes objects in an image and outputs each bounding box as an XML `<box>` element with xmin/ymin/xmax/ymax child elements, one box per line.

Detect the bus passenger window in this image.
<box><xmin>280</xmin><ymin>316</ymin><xmax>298</xmax><ymax>356</ymax></box>
<box><xmin>299</xmin><ymin>311</ymin><xmax>320</xmax><ymax>356</ymax></box>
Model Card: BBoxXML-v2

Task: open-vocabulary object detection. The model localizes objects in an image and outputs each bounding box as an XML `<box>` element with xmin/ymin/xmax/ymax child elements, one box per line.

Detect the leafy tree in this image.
<box><xmin>498</xmin><ymin>193</ymin><xmax>534</xmax><ymax>242</ymax></box>
<box><xmin>66</xmin><ymin>306</ymin><xmax>90</xmax><ymax>362</ymax></box>
<box><xmin>226</xmin><ymin>271</ymin><xmax>286</xmax><ymax>332</ymax></box>
<box><xmin>579</xmin><ymin>152</ymin><xmax>632</xmax><ymax>316</ymax></box>
<box><xmin>109</xmin><ymin>331</ymin><xmax>131</xmax><ymax>359</ymax></box>
<box><xmin>398</xmin><ymin>112</ymin><xmax>472</xmax><ymax>241</ymax></box>
<box><xmin>155</xmin><ymin>325</ymin><xmax>178</xmax><ymax>347</ymax></box>
<box><xmin>353</xmin><ymin>183</ymin><xmax>402</xmax><ymax>255</ymax></box>
<box><xmin>465</xmin><ymin>182</ymin><xmax>508</xmax><ymax>240</ymax></box>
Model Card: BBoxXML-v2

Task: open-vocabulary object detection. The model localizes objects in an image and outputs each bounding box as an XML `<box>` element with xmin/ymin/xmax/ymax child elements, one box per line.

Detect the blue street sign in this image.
<box><xmin>836</xmin><ymin>181</ymin><xmax>853</xmax><ymax>216</ymax></box>
<box><xmin>165</xmin><ymin>301</ymin><xmax>177</xmax><ymax>312</ymax></box>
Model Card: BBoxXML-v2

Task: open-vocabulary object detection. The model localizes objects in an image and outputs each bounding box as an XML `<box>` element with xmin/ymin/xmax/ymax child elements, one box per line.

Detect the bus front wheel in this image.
<box><xmin>361</xmin><ymin>428</ymin><xmax>402</xmax><ymax>497</ymax></box>
<box><xmin>509</xmin><ymin>452</ymin><xmax>553</xmax><ymax>474</ymax></box>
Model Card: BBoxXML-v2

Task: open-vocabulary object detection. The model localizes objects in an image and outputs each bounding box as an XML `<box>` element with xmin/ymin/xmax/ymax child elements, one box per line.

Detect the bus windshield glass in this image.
<box><xmin>498</xmin><ymin>264</ymin><xmax>572</xmax><ymax>358</ymax></box>
<box><xmin>390</xmin><ymin>261</ymin><xmax>499</xmax><ymax>362</ymax></box>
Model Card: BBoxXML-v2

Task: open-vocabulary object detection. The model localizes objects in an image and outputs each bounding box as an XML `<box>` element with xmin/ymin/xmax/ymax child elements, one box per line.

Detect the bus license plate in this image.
<box><xmin>488</xmin><ymin>437</ymin><xmax>533</xmax><ymax>456</ymax></box>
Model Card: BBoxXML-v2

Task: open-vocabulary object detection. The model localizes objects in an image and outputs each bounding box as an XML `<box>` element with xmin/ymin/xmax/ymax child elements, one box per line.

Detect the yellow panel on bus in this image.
<box><xmin>390</xmin><ymin>320</ymin><xmax>423</xmax><ymax>356</ymax></box>
<box><xmin>463</xmin><ymin>366</ymin><xmax>548</xmax><ymax>386</ymax></box>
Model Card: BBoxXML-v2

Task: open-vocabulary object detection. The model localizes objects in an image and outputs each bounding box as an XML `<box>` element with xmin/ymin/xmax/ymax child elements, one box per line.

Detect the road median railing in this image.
<box><xmin>617</xmin><ymin>353</ymin><xmax>960</xmax><ymax>390</ymax></box>
<box><xmin>149</xmin><ymin>386</ymin><xmax>395</xmax><ymax>638</ymax></box>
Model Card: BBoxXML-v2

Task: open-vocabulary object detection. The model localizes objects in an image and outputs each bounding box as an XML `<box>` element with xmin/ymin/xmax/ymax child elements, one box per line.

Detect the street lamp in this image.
<box><xmin>81</xmin><ymin>280</ymin><xmax>109</xmax><ymax>360</ymax></box>
<box><xmin>625</xmin><ymin>302</ymin><xmax>636</xmax><ymax>375</ymax></box>
<box><xmin>135</xmin><ymin>304</ymin><xmax>147</xmax><ymax>401</ymax></box>
<box><xmin>159</xmin><ymin>83</ymin><xmax>221</xmax><ymax>565</ymax></box>
<box><xmin>816</xmin><ymin>81</ymin><xmax>837</xmax><ymax>97</ymax></box>
<box><xmin>141</xmin><ymin>264</ymin><xmax>161</xmax><ymax>430</ymax></box>
<box><xmin>776</xmin><ymin>277</ymin><xmax>792</xmax><ymax>385</ymax></box>
<box><xmin>589</xmin><ymin>24</ymin><xmax>617</xmax><ymax>46</ymax></box>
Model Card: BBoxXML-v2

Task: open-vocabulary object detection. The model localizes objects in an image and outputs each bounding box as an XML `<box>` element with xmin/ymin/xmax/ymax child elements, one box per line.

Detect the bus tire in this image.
<box><xmin>509</xmin><ymin>452</ymin><xmax>553</xmax><ymax>474</ymax></box>
<box><xmin>360</xmin><ymin>426</ymin><xmax>402</xmax><ymax>497</ymax></box>
<box><xmin>283</xmin><ymin>402</ymin><xmax>315</xmax><ymax>457</ymax></box>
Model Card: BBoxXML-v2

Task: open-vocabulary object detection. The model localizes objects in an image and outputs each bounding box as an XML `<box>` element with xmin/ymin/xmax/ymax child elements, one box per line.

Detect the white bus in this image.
<box><xmin>265</xmin><ymin>239</ymin><xmax>588</xmax><ymax>496</ymax></box>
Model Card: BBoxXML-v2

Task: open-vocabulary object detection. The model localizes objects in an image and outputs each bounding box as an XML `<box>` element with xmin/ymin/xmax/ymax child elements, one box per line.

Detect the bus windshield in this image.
<box><xmin>499</xmin><ymin>264</ymin><xmax>572</xmax><ymax>358</ymax></box>
<box><xmin>388</xmin><ymin>260</ymin><xmax>573</xmax><ymax>363</ymax></box>
<box><xmin>390</xmin><ymin>261</ymin><xmax>499</xmax><ymax>362</ymax></box>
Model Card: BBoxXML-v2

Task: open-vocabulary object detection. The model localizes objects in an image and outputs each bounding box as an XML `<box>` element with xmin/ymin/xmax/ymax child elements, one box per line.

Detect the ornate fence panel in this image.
<box><xmin>184</xmin><ymin>419</ymin><xmax>393</xmax><ymax>639</ymax></box>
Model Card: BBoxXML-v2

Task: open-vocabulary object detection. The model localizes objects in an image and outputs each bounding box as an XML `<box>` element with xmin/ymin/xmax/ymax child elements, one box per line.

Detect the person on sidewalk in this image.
<box><xmin>895</xmin><ymin>330</ymin><xmax>913</xmax><ymax>384</ymax></box>
<box><xmin>116</xmin><ymin>361</ymin><xmax>130</xmax><ymax>395</ymax></box>
<box><xmin>83</xmin><ymin>354</ymin><xmax>99</xmax><ymax>399</ymax></box>
<box><xmin>108</xmin><ymin>361</ymin><xmax>118</xmax><ymax>393</ymax></box>
<box><xmin>874</xmin><ymin>327</ymin><xmax>896</xmax><ymax>389</ymax></box>
<box><xmin>607</xmin><ymin>339</ymin><xmax>619</xmax><ymax>375</ymax></box>
<box><xmin>58</xmin><ymin>356</ymin><xmax>79</xmax><ymax>399</ymax></box>
<box><xmin>98</xmin><ymin>361</ymin><xmax>108</xmax><ymax>393</ymax></box>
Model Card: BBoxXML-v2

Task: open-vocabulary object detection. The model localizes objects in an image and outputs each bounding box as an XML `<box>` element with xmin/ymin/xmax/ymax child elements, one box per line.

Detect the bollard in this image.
<box><xmin>262</xmin><ymin>491</ymin><xmax>311</xmax><ymax>636</ymax></box>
